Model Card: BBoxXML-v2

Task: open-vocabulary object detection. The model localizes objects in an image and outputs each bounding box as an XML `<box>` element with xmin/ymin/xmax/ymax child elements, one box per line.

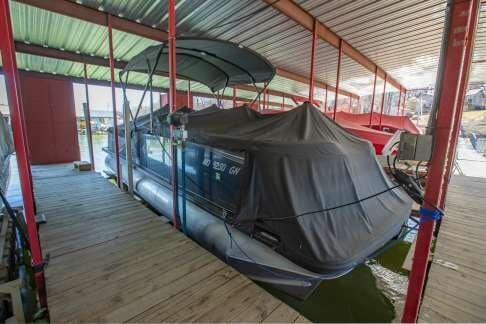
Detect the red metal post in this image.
<box><xmin>168</xmin><ymin>0</ymin><xmax>179</xmax><ymax>228</ymax></box>
<box><xmin>308</xmin><ymin>18</ymin><xmax>318</xmax><ymax>104</ymax></box>
<box><xmin>369</xmin><ymin>66</ymin><xmax>378</xmax><ymax>126</ymax></box>
<box><xmin>378</xmin><ymin>73</ymin><xmax>387</xmax><ymax>129</ymax></box>
<box><xmin>232</xmin><ymin>87</ymin><xmax>236</xmax><ymax>107</ymax></box>
<box><xmin>0</xmin><ymin>0</ymin><xmax>47</xmax><ymax>309</ymax></box>
<box><xmin>440</xmin><ymin>0</ymin><xmax>480</xmax><ymax>208</ymax></box>
<box><xmin>187</xmin><ymin>80</ymin><xmax>191</xmax><ymax>108</ymax></box>
<box><xmin>281</xmin><ymin>95</ymin><xmax>285</xmax><ymax>111</ymax></box>
<box><xmin>107</xmin><ymin>14</ymin><xmax>121</xmax><ymax>188</ymax></box>
<box><xmin>333</xmin><ymin>39</ymin><xmax>343</xmax><ymax>120</ymax></box>
<box><xmin>83</xmin><ymin>63</ymin><xmax>95</xmax><ymax>170</ymax></box>
<box><xmin>401</xmin><ymin>1</ymin><xmax>476</xmax><ymax>322</ymax></box>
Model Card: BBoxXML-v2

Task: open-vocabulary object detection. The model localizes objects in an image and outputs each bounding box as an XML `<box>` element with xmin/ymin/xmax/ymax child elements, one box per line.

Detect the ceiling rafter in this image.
<box><xmin>13</xmin><ymin>0</ymin><xmax>359</xmax><ymax>99</ymax></box>
<box><xmin>262</xmin><ymin>0</ymin><xmax>407</xmax><ymax>91</ymax></box>
<box><xmin>14</xmin><ymin>42</ymin><xmax>314</xmax><ymax>103</ymax></box>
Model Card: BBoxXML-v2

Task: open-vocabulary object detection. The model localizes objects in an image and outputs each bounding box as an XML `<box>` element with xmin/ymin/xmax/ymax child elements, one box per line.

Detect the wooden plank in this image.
<box><xmin>419</xmin><ymin>176</ymin><xmax>486</xmax><ymax>322</ymax></box>
<box><xmin>32</xmin><ymin>165</ymin><xmax>305</xmax><ymax>322</ymax></box>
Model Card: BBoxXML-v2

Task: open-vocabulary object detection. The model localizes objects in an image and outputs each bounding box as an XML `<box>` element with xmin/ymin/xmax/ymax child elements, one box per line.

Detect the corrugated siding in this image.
<box><xmin>4</xmin><ymin>0</ymin><xmax>486</xmax><ymax>98</ymax></box>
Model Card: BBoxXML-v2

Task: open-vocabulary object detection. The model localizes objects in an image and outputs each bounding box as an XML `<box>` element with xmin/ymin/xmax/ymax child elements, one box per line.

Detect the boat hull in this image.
<box><xmin>105</xmin><ymin>154</ymin><xmax>353</xmax><ymax>300</ymax></box>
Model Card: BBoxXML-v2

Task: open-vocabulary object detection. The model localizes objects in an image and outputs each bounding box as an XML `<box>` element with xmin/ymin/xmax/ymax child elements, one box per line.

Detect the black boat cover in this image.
<box><xmin>122</xmin><ymin>38</ymin><xmax>276</xmax><ymax>92</ymax></box>
<box><xmin>185</xmin><ymin>103</ymin><xmax>412</xmax><ymax>274</ymax></box>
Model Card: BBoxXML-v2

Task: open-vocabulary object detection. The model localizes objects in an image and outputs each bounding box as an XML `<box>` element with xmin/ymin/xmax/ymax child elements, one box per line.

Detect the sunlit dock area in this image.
<box><xmin>419</xmin><ymin>176</ymin><xmax>486</xmax><ymax>322</ymax></box>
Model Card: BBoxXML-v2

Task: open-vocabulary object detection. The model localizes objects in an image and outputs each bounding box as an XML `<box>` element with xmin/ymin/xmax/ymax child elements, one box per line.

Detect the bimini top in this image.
<box><xmin>121</xmin><ymin>37</ymin><xmax>276</xmax><ymax>92</ymax></box>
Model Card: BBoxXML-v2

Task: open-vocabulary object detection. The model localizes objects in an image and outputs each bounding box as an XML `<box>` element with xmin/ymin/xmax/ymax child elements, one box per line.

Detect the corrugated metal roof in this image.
<box><xmin>4</xmin><ymin>0</ymin><xmax>486</xmax><ymax>101</ymax></box>
<box><xmin>470</xmin><ymin>3</ymin><xmax>486</xmax><ymax>85</ymax></box>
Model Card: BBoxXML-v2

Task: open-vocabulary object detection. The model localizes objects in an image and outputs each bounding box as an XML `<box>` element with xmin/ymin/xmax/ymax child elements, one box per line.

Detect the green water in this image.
<box><xmin>78</xmin><ymin>132</ymin><xmax>414</xmax><ymax>322</ymax></box>
<box><xmin>262</xmin><ymin>240</ymin><xmax>412</xmax><ymax>322</ymax></box>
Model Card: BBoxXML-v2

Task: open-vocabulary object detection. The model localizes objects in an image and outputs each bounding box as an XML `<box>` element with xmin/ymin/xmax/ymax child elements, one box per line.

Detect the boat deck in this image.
<box><xmin>33</xmin><ymin>164</ymin><xmax>307</xmax><ymax>322</ymax></box>
<box><xmin>419</xmin><ymin>176</ymin><xmax>486</xmax><ymax>322</ymax></box>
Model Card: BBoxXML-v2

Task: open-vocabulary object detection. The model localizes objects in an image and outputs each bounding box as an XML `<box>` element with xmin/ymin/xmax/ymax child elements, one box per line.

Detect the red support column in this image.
<box><xmin>83</xmin><ymin>63</ymin><xmax>95</xmax><ymax>170</ymax></box>
<box><xmin>308</xmin><ymin>18</ymin><xmax>318</xmax><ymax>103</ymax></box>
<box><xmin>440</xmin><ymin>0</ymin><xmax>480</xmax><ymax>208</ymax></box>
<box><xmin>333</xmin><ymin>39</ymin><xmax>343</xmax><ymax>120</ymax></box>
<box><xmin>401</xmin><ymin>1</ymin><xmax>477</xmax><ymax>322</ymax></box>
<box><xmin>168</xmin><ymin>0</ymin><xmax>179</xmax><ymax>229</ymax></box>
<box><xmin>107</xmin><ymin>14</ymin><xmax>121</xmax><ymax>188</ymax></box>
<box><xmin>281</xmin><ymin>95</ymin><xmax>285</xmax><ymax>111</ymax></box>
<box><xmin>378</xmin><ymin>73</ymin><xmax>387</xmax><ymax>129</ymax></box>
<box><xmin>187</xmin><ymin>80</ymin><xmax>191</xmax><ymax>108</ymax></box>
<box><xmin>232</xmin><ymin>87</ymin><xmax>236</xmax><ymax>108</ymax></box>
<box><xmin>369</xmin><ymin>66</ymin><xmax>378</xmax><ymax>126</ymax></box>
<box><xmin>0</xmin><ymin>0</ymin><xmax>47</xmax><ymax>309</ymax></box>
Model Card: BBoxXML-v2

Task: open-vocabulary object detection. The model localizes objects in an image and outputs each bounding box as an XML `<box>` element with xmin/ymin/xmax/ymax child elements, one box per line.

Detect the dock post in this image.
<box><xmin>107</xmin><ymin>13</ymin><xmax>121</xmax><ymax>188</ymax></box>
<box><xmin>378</xmin><ymin>74</ymin><xmax>387</xmax><ymax>129</ymax></box>
<box><xmin>308</xmin><ymin>18</ymin><xmax>317</xmax><ymax>104</ymax></box>
<box><xmin>333</xmin><ymin>39</ymin><xmax>343</xmax><ymax>120</ymax></box>
<box><xmin>168</xmin><ymin>0</ymin><xmax>180</xmax><ymax>229</ymax></box>
<box><xmin>83</xmin><ymin>63</ymin><xmax>95</xmax><ymax>170</ymax></box>
<box><xmin>123</xmin><ymin>100</ymin><xmax>134</xmax><ymax>196</ymax></box>
<box><xmin>369</xmin><ymin>66</ymin><xmax>378</xmax><ymax>126</ymax></box>
<box><xmin>401</xmin><ymin>0</ymin><xmax>479</xmax><ymax>322</ymax></box>
<box><xmin>0</xmin><ymin>0</ymin><xmax>47</xmax><ymax>309</ymax></box>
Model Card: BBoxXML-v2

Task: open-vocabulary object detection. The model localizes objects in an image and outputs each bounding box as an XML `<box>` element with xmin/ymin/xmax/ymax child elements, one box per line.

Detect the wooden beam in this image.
<box><xmin>264</xmin><ymin>0</ymin><xmax>406</xmax><ymax>91</ymax></box>
<box><xmin>13</xmin><ymin>0</ymin><xmax>360</xmax><ymax>99</ymax></box>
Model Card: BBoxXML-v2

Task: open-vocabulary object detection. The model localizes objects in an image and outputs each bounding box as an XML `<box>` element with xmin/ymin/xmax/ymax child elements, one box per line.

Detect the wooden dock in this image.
<box><xmin>33</xmin><ymin>164</ymin><xmax>307</xmax><ymax>322</ymax></box>
<box><xmin>419</xmin><ymin>176</ymin><xmax>486</xmax><ymax>322</ymax></box>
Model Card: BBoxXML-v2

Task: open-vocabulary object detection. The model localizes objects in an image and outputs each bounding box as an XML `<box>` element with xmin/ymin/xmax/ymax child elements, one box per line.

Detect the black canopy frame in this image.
<box><xmin>118</xmin><ymin>37</ymin><xmax>277</xmax><ymax>130</ymax></box>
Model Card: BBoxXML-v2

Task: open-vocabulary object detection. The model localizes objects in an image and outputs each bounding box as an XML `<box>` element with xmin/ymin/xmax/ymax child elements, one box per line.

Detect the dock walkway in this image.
<box><xmin>419</xmin><ymin>176</ymin><xmax>486</xmax><ymax>322</ymax></box>
<box><xmin>33</xmin><ymin>164</ymin><xmax>307</xmax><ymax>322</ymax></box>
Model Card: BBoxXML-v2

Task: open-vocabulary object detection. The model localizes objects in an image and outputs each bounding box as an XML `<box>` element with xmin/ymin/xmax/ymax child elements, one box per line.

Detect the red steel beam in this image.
<box><xmin>369</xmin><ymin>66</ymin><xmax>378</xmax><ymax>126</ymax></box>
<box><xmin>14</xmin><ymin>0</ymin><xmax>360</xmax><ymax>100</ymax></box>
<box><xmin>168</xmin><ymin>0</ymin><xmax>179</xmax><ymax>229</ymax></box>
<box><xmin>401</xmin><ymin>1</ymin><xmax>477</xmax><ymax>322</ymax></box>
<box><xmin>0</xmin><ymin>0</ymin><xmax>47</xmax><ymax>309</ymax></box>
<box><xmin>308</xmin><ymin>19</ymin><xmax>318</xmax><ymax>103</ymax></box>
<box><xmin>264</xmin><ymin>0</ymin><xmax>406</xmax><ymax>91</ymax></box>
<box><xmin>107</xmin><ymin>14</ymin><xmax>121</xmax><ymax>188</ymax></box>
<box><xmin>14</xmin><ymin>42</ymin><xmax>305</xmax><ymax>109</ymax></box>
<box><xmin>378</xmin><ymin>74</ymin><xmax>387</xmax><ymax>128</ymax></box>
<box><xmin>440</xmin><ymin>0</ymin><xmax>481</xmax><ymax>208</ymax></box>
<box><xmin>232</xmin><ymin>87</ymin><xmax>236</xmax><ymax>107</ymax></box>
<box><xmin>333</xmin><ymin>39</ymin><xmax>343</xmax><ymax>120</ymax></box>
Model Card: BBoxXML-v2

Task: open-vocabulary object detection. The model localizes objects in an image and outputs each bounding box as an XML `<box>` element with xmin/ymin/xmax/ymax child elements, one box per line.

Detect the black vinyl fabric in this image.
<box><xmin>122</xmin><ymin>38</ymin><xmax>276</xmax><ymax>92</ymax></box>
<box><xmin>185</xmin><ymin>103</ymin><xmax>412</xmax><ymax>273</ymax></box>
